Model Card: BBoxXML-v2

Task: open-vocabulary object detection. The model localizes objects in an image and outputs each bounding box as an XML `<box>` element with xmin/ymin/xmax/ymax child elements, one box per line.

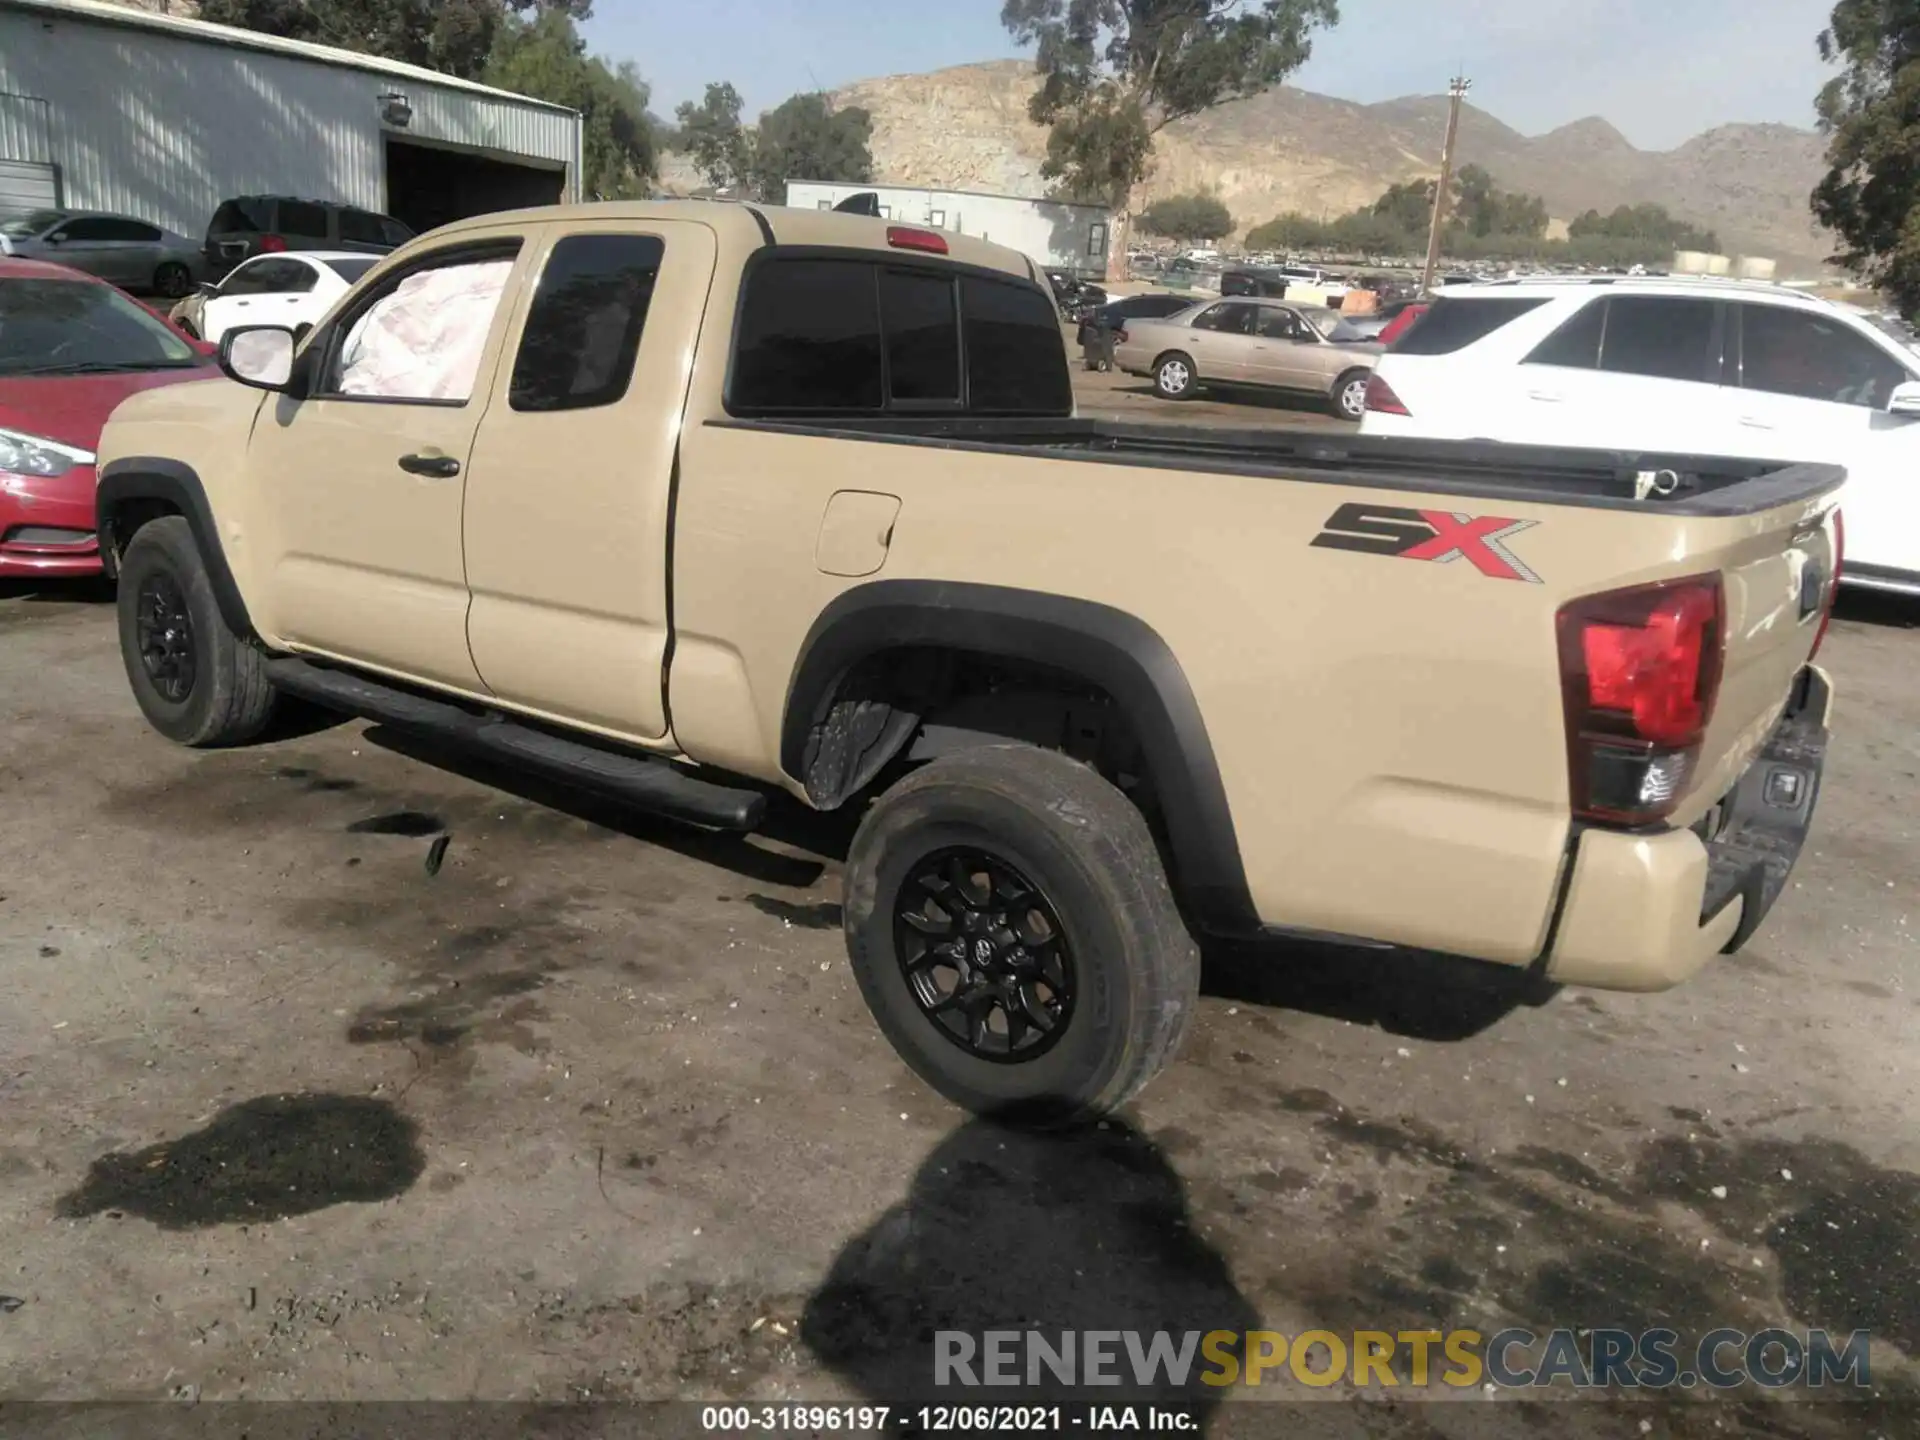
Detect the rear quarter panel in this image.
<box><xmin>671</xmin><ymin>423</ymin><xmax>1839</xmax><ymax>965</ymax></box>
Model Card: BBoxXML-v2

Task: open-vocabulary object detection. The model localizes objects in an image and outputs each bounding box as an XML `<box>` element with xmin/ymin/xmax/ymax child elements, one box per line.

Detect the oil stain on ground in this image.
<box><xmin>55</xmin><ymin>1094</ymin><xmax>424</xmax><ymax>1229</ymax></box>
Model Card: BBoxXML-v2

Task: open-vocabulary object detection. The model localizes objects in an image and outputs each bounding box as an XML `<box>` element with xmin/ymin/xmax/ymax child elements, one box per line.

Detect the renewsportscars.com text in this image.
<box><xmin>934</xmin><ymin>1327</ymin><xmax>1872</xmax><ymax>1390</ymax></box>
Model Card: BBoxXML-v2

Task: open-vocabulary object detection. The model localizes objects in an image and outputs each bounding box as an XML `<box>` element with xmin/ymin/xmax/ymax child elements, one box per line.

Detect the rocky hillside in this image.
<box><xmin>829</xmin><ymin>60</ymin><xmax>1834</xmax><ymax>272</ymax></box>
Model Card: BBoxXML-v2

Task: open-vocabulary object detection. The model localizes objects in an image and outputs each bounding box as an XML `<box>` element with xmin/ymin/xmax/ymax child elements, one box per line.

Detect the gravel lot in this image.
<box><xmin>0</xmin><ymin>399</ymin><xmax>1915</xmax><ymax>1433</ymax></box>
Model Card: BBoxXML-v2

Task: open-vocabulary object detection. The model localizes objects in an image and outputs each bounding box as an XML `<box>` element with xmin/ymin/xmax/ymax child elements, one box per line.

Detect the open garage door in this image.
<box><xmin>385</xmin><ymin>137</ymin><xmax>566</xmax><ymax>235</ymax></box>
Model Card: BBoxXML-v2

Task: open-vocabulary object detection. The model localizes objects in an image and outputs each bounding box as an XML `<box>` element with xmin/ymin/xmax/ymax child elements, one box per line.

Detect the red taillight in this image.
<box><xmin>1113</xmin><ymin>327</ymin><xmax>1129</xmax><ymax>344</ymax></box>
<box><xmin>886</xmin><ymin>225</ymin><xmax>948</xmax><ymax>255</ymax></box>
<box><xmin>259</xmin><ymin>234</ymin><xmax>288</xmax><ymax>253</ymax></box>
<box><xmin>1364</xmin><ymin>372</ymin><xmax>1409</xmax><ymax>415</ymax></box>
<box><xmin>1557</xmin><ymin>575</ymin><xmax>1724</xmax><ymax>824</ymax></box>
<box><xmin>1810</xmin><ymin>508</ymin><xmax>1843</xmax><ymax>661</ymax></box>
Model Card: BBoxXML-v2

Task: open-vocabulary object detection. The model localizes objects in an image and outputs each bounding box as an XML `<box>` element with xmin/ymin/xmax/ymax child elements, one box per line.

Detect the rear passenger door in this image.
<box><xmin>1185</xmin><ymin>301</ymin><xmax>1260</xmax><ymax>383</ymax></box>
<box><xmin>1514</xmin><ymin>294</ymin><xmax>1726</xmax><ymax>453</ymax></box>
<box><xmin>462</xmin><ymin>219</ymin><xmax>715</xmax><ymax>740</ymax></box>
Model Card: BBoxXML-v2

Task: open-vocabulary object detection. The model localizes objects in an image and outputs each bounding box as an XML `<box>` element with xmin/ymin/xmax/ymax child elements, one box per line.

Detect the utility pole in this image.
<box><xmin>1421</xmin><ymin>74</ymin><xmax>1471</xmax><ymax>295</ymax></box>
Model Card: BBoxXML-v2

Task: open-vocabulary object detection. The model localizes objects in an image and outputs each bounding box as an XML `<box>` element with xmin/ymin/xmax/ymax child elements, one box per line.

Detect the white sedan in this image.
<box><xmin>180</xmin><ymin>251</ymin><xmax>380</xmax><ymax>346</ymax></box>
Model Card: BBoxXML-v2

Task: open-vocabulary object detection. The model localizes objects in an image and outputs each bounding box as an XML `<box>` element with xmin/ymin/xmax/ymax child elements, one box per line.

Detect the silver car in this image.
<box><xmin>1112</xmin><ymin>296</ymin><xmax>1384</xmax><ymax>420</ymax></box>
<box><xmin>0</xmin><ymin>209</ymin><xmax>206</xmax><ymax>298</ymax></box>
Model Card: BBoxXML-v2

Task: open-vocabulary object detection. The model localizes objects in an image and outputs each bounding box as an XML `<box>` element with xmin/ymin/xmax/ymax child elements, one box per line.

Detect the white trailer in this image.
<box><xmin>782</xmin><ymin>180</ymin><xmax>1112</xmax><ymax>280</ymax></box>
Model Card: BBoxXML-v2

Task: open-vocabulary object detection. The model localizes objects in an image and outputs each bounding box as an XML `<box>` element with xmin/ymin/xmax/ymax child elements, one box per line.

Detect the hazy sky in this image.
<box><xmin>582</xmin><ymin>0</ymin><xmax>1841</xmax><ymax>151</ymax></box>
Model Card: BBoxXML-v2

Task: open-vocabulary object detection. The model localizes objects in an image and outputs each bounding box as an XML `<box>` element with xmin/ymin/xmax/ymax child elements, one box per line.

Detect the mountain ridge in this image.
<box><xmin>820</xmin><ymin>60</ymin><xmax>1833</xmax><ymax>272</ymax></box>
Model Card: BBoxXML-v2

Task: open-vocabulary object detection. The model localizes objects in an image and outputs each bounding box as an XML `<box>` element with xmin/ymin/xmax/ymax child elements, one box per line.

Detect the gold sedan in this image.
<box><xmin>1112</xmin><ymin>297</ymin><xmax>1384</xmax><ymax>420</ymax></box>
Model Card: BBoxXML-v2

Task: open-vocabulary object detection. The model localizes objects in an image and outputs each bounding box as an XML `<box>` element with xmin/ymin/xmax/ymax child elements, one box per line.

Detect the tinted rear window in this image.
<box><xmin>208</xmin><ymin>198</ymin><xmax>273</xmax><ymax>235</ymax></box>
<box><xmin>1392</xmin><ymin>296</ymin><xmax>1547</xmax><ymax>355</ymax></box>
<box><xmin>880</xmin><ymin>268</ymin><xmax>960</xmax><ymax>403</ymax></box>
<box><xmin>510</xmin><ymin>233</ymin><xmax>664</xmax><ymax>412</ymax></box>
<box><xmin>729</xmin><ymin>257</ymin><xmax>1068</xmax><ymax>415</ymax></box>
<box><xmin>1525</xmin><ymin>298</ymin><xmax>1607</xmax><ymax>368</ymax></box>
<box><xmin>1598</xmin><ymin>296</ymin><xmax>1717</xmax><ymax>382</ymax></box>
<box><xmin>278</xmin><ymin>201</ymin><xmax>329</xmax><ymax>239</ymax></box>
<box><xmin>337</xmin><ymin>209</ymin><xmax>388</xmax><ymax>246</ymax></box>
<box><xmin>730</xmin><ymin>258</ymin><xmax>885</xmax><ymax>412</ymax></box>
<box><xmin>961</xmin><ymin>276</ymin><xmax>1072</xmax><ymax>414</ymax></box>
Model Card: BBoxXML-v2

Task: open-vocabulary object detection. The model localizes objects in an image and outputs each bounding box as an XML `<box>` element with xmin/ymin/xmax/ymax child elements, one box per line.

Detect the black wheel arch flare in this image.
<box><xmin>96</xmin><ymin>457</ymin><xmax>257</xmax><ymax>642</ymax></box>
<box><xmin>781</xmin><ymin>580</ymin><xmax>1256</xmax><ymax>934</ymax></box>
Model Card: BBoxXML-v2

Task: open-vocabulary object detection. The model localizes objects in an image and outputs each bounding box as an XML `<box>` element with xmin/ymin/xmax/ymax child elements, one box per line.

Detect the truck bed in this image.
<box><xmin>710</xmin><ymin>416</ymin><xmax>1842</xmax><ymax>517</ymax></box>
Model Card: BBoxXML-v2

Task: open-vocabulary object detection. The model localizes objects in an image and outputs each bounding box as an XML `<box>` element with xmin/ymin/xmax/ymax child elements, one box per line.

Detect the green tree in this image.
<box><xmin>1137</xmin><ymin>193</ymin><xmax>1234</xmax><ymax>244</ymax></box>
<box><xmin>1243</xmin><ymin>211</ymin><xmax>1327</xmax><ymax>251</ymax></box>
<box><xmin>747</xmin><ymin>93</ymin><xmax>873</xmax><ymax>204</ymax></box>
<box><xmin>674</xmin><ymin>82</ymin><xmax>752</xmax><ymax>191</ymax></box>
<box><xmin>1568</xmin><ymin>202</ymin><xmax>1717</xmax><ymax>251</ymax></box>
<box><xmin>1001</xmin><ymin>0</ymin><xmax>1340</xmax><ymax>273</ymax></box>
<box><xmin>198</xmin><ymin>0</ymin><xmax>591</xmax><ymax>82</ymax></box>
<box><xmin>1813</xmin><ymin>0</ymin><xmax>1920</xmax><ymax>313</ymax></box>
<box><xmin>486</xmin><ymin>11</ymin><xmax>655</xmax><ymax>199</ymax></box>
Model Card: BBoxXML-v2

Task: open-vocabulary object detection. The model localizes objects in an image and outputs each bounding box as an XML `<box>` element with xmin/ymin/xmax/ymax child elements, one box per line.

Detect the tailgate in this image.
<box><xmin>1666</xmin><ymin>494</ymin><xmax>1842</xmax><ymax>828</ymax></box>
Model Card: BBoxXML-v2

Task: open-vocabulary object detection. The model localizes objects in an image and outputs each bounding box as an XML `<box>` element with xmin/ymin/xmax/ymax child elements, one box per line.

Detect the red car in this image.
<box><xmin>0</xmin><ymin>257</ymin><xmax>217</xmax><ymax>579</ymax></box>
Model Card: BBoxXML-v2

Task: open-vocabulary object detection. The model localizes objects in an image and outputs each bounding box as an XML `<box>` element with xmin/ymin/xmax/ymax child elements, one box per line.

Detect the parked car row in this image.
<box><xmin>0</xmin><ymin>193</ymin><xmax>413</xmax><ymax>300</ymax></box>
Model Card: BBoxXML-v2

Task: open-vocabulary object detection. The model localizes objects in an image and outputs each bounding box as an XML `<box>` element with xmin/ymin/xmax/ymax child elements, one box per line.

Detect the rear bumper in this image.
<box><xmin>1545</xmin><ymin>665</ymin><xmax>1831</xmax><ymax>992</ymax></box>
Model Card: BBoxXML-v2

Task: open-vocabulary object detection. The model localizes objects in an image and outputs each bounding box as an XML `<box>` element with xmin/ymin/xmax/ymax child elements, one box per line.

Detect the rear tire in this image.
<box><xmin>117</xmin><ymin>516</ymin><xmax>277</xmax><ymax>748</ymax></box>
<box><xmin>1153</xmin><ymin>352</ymin><xmax>1198</xmax><ymax>400</ymax></box>
<box><xmin>154</xmin><ymin>262</ymin><xmax>192</xmax><ymax>300</ymax></box>
<box><xmin>842</xmin><ymin>745</ymin><xmax>1200</xmax><ymax>1126</ymax></box>
<box><xmin>1331</xmin><ymin>367</ymin><xmax>1371</xmax><ymax>421</ymax></box>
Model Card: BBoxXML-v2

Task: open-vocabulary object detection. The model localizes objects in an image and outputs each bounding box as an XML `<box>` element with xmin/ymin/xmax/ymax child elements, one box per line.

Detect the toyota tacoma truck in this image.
<box><xmin>92</xmin><ymin>201</ymin><xmax>1841</xmax><ymax>1123</ymax></box>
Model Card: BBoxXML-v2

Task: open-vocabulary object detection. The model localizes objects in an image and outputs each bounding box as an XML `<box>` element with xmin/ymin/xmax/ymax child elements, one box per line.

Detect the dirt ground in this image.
<box><xmin>0</xmin><ymin>425</ymin><xmax>1916</xmax><ymax>1434</ymax></box>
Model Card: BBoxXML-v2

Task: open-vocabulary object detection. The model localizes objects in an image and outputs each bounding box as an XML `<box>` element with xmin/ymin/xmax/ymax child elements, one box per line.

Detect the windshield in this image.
<box><xmin>322</xmin><ymin>257</ymin><xmax>379</xmax><ymax>284</ymax></box>
<box><xmin>0</xmin><ymin>209</ymin><xmax>67</xmax><ymax>239</ymax></box>
<box><xmin>0</xmin><ymin>277</ymin><xmax>201</xmax><ymax>376</ymax></box>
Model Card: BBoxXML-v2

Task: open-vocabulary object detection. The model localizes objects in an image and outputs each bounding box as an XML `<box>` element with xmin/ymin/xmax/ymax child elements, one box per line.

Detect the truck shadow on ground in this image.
<box><xmin>361</xmin><ymin>725</ymin><xmax>1542</xmax><ymax>1045</ymax></box>
<box><xmin>800</xmin><ymin>1116</ymin><xmax>1256</xmax><ymax>1420</ymax></box>
<box><xmin>360</xmin><ymin>724</ymin><xmax>857</xmax><ymax>891</ymax></box>
<box><xmin>1200</xmin><ymin>937</ymin><xmax>1554</xmax><ymax>1043</ymax></box>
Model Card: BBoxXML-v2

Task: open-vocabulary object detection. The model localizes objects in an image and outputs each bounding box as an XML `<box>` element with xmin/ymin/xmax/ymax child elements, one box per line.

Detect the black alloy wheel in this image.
<box><xmin>134</xmin><ymin>571</ymin><xmax>196</xmax><ymax>703</ymax></box>
<box><xmin>894</xmin><ymin>848</ymin><xmax>1076</xmax><ymax>1062</ymax></box>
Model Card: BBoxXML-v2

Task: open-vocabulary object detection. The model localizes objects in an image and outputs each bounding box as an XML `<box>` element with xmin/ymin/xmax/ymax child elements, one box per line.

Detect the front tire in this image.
<box><xmin>842</xmin><ymin>745</ymin><xmax>1200</xmax><ymax>1126</ymax></box>
<box><xmin>117</xmin><ymin>516</ymin><xmax>277</xmax><ymax>747</ymax></box>
<box><xmin>1153</xmin><ymin>352</ymin><xmax>1198</xmax><ymax>400</ymax></box>
<box><xmin>1332</xmin><ymin>367</ymin><xmax>1371</xmax><ymax>421</ymax></box>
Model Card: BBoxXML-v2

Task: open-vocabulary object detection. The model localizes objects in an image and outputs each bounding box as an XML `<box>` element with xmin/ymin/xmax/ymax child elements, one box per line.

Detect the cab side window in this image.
<box><xmin>1739</xmin><ymin>304</ymin><xmax>1910</xmax><ymax>410</ymax></box>
<box><xmin>510</xmin><ymin>234</ymin><xmax>665</xmax><ymax>412</ymax></box>
<box><xmin>1256</xmin><ymin>308</ymin><xmax>1303</xmax><ymax>340</ymax></box>
<box><xmin>1193</xmin><ymin>302</ymin><xmax>1257</xmax><ymax>334</ymax></box>
<box><xmin>316</xmin><ymin>246</ymin><xmax>519</xmax><ymax>404</ymax></box>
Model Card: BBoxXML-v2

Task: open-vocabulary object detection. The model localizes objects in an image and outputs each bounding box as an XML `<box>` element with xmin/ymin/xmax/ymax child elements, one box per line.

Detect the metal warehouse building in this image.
<box><xmin>784</xmin><ymin>180</ymin><xmax>1112</xmax><ymax>279</ymax></box>
<box><xmin>0</xmin><ymin>0</ymin><xmax>581</xmax><ymax>238</ymax></box>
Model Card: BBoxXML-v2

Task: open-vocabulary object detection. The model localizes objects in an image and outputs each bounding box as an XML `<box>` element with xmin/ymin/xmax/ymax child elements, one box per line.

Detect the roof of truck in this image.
<box><xmin>424</xmin><ymin>200</ymin><xmax>1040</xmax><ymax>283</ymax></box>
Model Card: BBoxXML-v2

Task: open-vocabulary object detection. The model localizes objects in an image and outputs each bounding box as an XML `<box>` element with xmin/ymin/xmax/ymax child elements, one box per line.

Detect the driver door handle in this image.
<box><xmin>398</xmin><ymin>452</ymin><xmax>460</xmax><ymax>478</ymax></box>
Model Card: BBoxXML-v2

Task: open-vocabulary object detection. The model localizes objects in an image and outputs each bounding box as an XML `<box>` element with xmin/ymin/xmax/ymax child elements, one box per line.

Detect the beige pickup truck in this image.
<box><xmin>94</xmin><ymin>201</ymin><xmax>1841</xmax><ymax>1123</ymax></box>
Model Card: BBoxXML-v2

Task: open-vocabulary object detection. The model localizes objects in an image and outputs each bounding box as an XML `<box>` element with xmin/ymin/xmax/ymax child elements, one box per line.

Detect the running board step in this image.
<box><xmin>264</xmin><ymin>657</ymin><xmax>767</xmax><ymax>831</ymax></box>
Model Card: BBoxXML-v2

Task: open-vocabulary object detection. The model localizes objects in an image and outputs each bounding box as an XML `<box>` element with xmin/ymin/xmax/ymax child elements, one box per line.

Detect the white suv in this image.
<box><xmin>1360</xmin><ymin>277</ymin><xmax>1920</xmax><ymax>595</ymax></box>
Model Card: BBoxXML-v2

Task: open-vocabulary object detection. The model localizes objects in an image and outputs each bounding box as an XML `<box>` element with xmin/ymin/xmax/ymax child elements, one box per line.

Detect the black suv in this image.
<box><xmin>203</xmin><ymin>196</ymin><xmax>414</xmax><ymax>276</ymax></box>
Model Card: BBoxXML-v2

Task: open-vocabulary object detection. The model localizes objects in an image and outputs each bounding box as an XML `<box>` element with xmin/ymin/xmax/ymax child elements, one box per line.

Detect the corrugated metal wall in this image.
<box><xmin>0</xmin><ymin>6</ymin><xmax>578</xmax><ymax>235</ymax></box>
